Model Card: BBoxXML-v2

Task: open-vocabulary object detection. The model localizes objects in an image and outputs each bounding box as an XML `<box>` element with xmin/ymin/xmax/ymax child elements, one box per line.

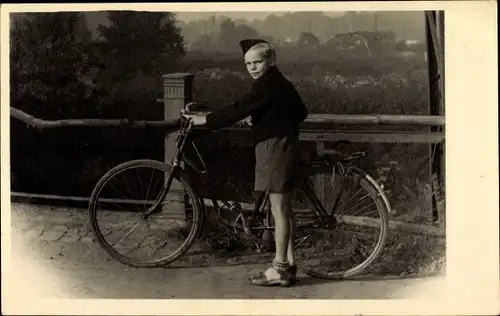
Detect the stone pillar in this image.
<box><xmin>162</xmin><ymin>73</ymin><xmax>194</xmax><ymax>222</ymax></box>
<box><xmin>162</xmin><ymin>73</ymin><xmax>194</xmax><ymax>163</ymax></box>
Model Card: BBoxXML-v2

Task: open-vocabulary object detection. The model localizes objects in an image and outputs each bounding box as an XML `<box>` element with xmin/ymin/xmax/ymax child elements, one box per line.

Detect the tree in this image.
<box><xmin>263</xmin><ymin>14</ymin><xmax>281</xmax><ymax>37</ymax></box>
<box><xmin>97</xmin><ymin>11</ymin><xmax>186</xmax><ymax>80</ymax></box>
<box><xmin>10</xmin><ymin>12</ymin><xmax>95</xmax><ymax>118</ymax></box>
<box><xmin>235</xmin><ymin>24</ymin><xmax>259</xmax><ymax>40</ymax></box>
<box><xmin>219</xmin><ymin>18</ymin><xmax>260</xmax><ymax>51</ymax></box>
<box><xmin>191</xmin><ymin>33</ymin><xmax>213</xmax><ymax>51</ymax></box>
<box><xmin>9</xmin><ymin>13</ymin><xmax>105</xmax><ymax>197</ymax></box>
<box><xmin>181</xmin><ymin>19</ymin><xmax>208</xmax><ymax>44</ymax></box>
<box><xmin>219</xmin><ymin>17</ymin><xmax>236</xmax><ymax>47</ymax></box>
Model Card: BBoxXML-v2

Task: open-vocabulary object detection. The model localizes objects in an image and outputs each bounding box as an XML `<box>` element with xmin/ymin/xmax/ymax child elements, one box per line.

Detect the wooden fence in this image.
<box><xmin>10</xmin><ymin>99</ymin><xmax>446</xmax><ymax>237</ymax></box>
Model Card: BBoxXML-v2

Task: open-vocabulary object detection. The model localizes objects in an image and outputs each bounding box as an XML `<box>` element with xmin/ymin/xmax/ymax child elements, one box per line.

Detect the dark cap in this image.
<box><xmin>239</xmin><ymin>38</ymin><xmax>269</xmax><ymax>55</ymax></box>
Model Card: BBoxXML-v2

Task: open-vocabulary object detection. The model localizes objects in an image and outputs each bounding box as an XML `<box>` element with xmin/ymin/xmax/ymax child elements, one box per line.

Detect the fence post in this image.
<box><xmin>426</xmin><ymin>11</ymin><xmax>446</xmax><ymax>227</ymax></box>
<box><xmin>162</xmin><ymin>73</ymin><xmax>195</xmax><ymax>222</ymax></box>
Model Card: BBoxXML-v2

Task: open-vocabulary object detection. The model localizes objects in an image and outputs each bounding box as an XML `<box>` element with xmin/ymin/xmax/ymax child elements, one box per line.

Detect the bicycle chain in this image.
<box><xmin>220</xmin><ymin>202</ymin><xmax>270</xmax><ymax>252</ymax></box>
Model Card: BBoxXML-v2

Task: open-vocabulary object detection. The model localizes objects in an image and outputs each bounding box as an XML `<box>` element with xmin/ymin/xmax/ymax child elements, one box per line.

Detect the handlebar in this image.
<box><xmin>183</xmin><ymin>102</ymin><xmax>211</xmax><ymax>115</ymax></box>
<box><xmin>185</xmin><ymin>102</ymin><xmax>197</xmax><ymax>113</ymax></box>
<box><xmin>181</xmin><ymin>102</ymin><xmax>252</xmax><ymax>127</ymax></box>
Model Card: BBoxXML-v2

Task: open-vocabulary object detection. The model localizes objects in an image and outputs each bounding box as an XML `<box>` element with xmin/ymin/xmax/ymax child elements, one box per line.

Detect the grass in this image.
<box><xmin>370</xmin><ymin>230</ymin><xmax>445</xmax><ymax>277</ymax></box>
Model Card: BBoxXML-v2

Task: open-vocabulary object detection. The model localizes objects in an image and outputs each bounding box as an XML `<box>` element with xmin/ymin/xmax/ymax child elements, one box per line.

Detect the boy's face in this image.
<box><xmin>244</xmin><ymin>49</ymin><xmax>272</xmax><ymax>80</ymax></box>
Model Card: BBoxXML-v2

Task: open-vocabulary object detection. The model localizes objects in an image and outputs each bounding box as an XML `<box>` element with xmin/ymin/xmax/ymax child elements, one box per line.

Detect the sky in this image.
<box><xmin>173</xmin><ymin>11</ymin><xmax>346</xmax><ymax>22</ymax></box>
<box><xmin>84</xmin><ymin>11</ymin><xmax>347</xmax><ymax>37</ymax></box>
<box><xmin>84</xmin><ymin>11</ymin><xmax>347</xmax><ymax>29</ymax></box>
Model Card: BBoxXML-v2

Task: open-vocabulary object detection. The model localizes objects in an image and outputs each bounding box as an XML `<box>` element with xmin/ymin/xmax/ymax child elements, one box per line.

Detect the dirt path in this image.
<box><xmin>4</xmin><ymin>203</ymin><xmax>446</xmax><ymax>300</ymax></box>
<box><xmin>7</xmin><ymin>240</ymin><xmax>445</xmax><ymax>300</ymax></box>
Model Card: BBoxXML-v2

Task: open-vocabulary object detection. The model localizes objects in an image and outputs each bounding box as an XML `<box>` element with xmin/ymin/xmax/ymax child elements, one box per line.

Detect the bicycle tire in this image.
<box><xmin>298</xmin><ymin>167</ymin><xmax>390</xmax><ymax>279</ymax></box>
<box><xmin>88</xmin><ymin>159</ymin><xmax>203</xmax><ymax>268</ymax></box>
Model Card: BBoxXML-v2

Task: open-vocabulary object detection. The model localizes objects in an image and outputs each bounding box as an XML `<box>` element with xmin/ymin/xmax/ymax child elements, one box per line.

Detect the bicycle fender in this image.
<box><xmin>350</xmin><ymin>166</ymin><xmax>392</xmax><ymax>215</ymax></box>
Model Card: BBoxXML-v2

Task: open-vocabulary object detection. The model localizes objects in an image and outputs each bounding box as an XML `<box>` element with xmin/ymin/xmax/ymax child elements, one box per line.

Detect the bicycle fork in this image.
<box><xmin>142</xmin><ymin>165</ymin><xmax>179</xmax><ymax>219</ymax></box>
<box><xmin>143</xmin><ymin>121</ymin><xmax>193</xmax><ymax>218</ymax></box>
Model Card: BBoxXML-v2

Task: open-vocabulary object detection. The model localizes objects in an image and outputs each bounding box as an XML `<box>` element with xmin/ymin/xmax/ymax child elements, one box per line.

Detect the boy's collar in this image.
<box><xmin>256</xmin><ymin>66</ymin><xmax>280</xmax><ymax>81</ymax></box>
<box><xmin>268</xmin><ymin>65</ymin><xmax>279</xmax><ymax>73</ymax></box>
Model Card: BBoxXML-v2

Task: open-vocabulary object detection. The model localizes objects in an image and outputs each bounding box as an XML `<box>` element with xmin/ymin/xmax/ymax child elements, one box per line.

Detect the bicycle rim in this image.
<box><xmin>88</xmin><ymin>159</ymin><xmax>203</xmax><ymax>268</ymax></box>
<box><xmin>294</xmin><ymin>168</ymin><xmax>389</xmax><ymax>279</ymax></box>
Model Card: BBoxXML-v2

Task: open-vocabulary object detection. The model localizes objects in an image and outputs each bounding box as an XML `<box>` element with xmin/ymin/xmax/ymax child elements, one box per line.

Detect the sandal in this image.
<box><xmin>248</xmin><ymin>260</ymin><xmax>292</xmax><ymax>287</ymax></box>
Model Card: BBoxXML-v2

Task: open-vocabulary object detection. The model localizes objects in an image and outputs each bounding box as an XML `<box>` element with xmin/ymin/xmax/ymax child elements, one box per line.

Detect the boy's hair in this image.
<box><xmin>247</xmin><ymin>42</ymin><xmax>277</xmax><ymax>64</ymax></box>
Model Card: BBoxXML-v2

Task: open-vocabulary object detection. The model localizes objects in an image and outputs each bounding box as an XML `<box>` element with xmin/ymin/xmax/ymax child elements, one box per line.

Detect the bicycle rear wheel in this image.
<box><xmin>294</xmin><ymin>167</ymin><xmax>389</xmax><ymax>279</ymax></box>
<box><xmin>88</xmin><ymin>159</ymin><xmax>203</xmax><ymax>268</ymax></box>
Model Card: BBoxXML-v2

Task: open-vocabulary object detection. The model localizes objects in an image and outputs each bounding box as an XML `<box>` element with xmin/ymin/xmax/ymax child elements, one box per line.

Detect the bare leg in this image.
<box><xmin>269</xmin><ymin>192</ymin><xmax>291</xmax><ymax>264</ymax></box>
<box><xmin>249</xmin><ymin>192</ymin><xmax>294</xmax><ymax>285</ymax></box>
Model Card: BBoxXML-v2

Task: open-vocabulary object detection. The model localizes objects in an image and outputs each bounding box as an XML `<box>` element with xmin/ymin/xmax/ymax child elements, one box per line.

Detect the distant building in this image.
<box><xmin>326</xmin><ymin>31</ymin><xmax>398</xmax><ymax>56</ymax></box>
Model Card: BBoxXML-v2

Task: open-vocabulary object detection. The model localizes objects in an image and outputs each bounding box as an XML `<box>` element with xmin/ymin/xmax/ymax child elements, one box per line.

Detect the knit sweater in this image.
<box><xmin>205</xmin><ymin>66</ymin><xmax>308</xmax><ymax>144</ymax></box>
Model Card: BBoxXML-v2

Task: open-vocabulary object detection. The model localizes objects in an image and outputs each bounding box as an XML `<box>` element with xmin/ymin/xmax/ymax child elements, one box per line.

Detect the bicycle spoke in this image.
<box><xmin>340</xmin><ymin>187</ymin><xmax>364</xmax><ymax>207</ymax></box>
<box><xmin>149</xmin><ymin>218</ymin><xmax>170</xmax><ymax>233</ymax></box>
<box><xmin>144</xmin><ymin>170</ymin><xmax>162</xmax><ymax>213</ymax></box>
<box><xmin>339</xmin><ymin>192</ymin><xmax>372</xmax><ymax>215</ymax></box>
<box><xmin>113</xmin><ymin>220</ymin><xmax>142</xmax><ymax>247</ymax></box>
<box><xmin>120</xmin><ymin>171</ymin><xmax>135</xmax><ymax>199</ymax></box>
<box><xmin>344</xmin><ymin>201</ymin><xmax>377</xmax><ymax>217</ymax></box>
<box><xmin>294</xmin><ymin>233</ymin><xmax>312</xmax><ymax>249</ymax></box>
<box><xmin>106</xmin><ymin>183</ymin><xmax>133</xmax><ymax>209</ymax></box>
<box><xmin>136</xmin><ymin>168</ymin><xmax>145</xmax><ymax>212</ymax></box>
<box><xmin>108</xmin><ymin>219</ymin><xmax>139</xmax><ymax>228</ymax></box>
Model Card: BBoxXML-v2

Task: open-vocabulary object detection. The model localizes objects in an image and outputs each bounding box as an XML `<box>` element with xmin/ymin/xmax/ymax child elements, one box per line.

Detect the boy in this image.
<box><xmin>182</xmin><ymin>39</ymin><xmax>308</xmax><ymax>287</ymax></box>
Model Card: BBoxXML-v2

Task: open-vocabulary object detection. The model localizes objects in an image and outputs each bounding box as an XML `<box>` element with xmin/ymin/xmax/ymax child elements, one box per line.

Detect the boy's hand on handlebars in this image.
<box><xmin>235</xmin><ymin>116</ymin><xmax>252</xmax><ymax>127</ymax></box>
<box><xmin>244</xmin><ymin>116</ymin><xmax>252</xmax><ymax>126</ymax></box>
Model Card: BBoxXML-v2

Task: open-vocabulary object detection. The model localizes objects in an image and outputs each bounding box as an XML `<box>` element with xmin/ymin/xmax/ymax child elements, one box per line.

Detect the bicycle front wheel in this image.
<box><xmin>88</xmin><ymin>159</ymin><xmax>203</xmax><ymax>268</ymax></box>
<box><xmin>294</xmin><ymin>167</ymin><xmax>390</xmax><ymax>279</ymax></box>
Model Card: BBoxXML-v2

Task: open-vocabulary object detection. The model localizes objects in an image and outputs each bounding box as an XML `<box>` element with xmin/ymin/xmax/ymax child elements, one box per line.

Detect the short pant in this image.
<box><xmin>254</xmin><ymin>134</ymin><xmax>300</xmax><ymax>194</ymax></box>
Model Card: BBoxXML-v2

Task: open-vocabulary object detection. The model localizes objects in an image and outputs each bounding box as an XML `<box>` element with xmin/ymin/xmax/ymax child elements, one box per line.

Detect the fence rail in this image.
<box><xmin>11</xmin><ymin>107</ymin><xmax>444</xmax><ymax>144</ymax></box>
<box><xmin>11</xmin><ymin>107</ymin><xmax>444</xmax><ymax>129</ymax></box>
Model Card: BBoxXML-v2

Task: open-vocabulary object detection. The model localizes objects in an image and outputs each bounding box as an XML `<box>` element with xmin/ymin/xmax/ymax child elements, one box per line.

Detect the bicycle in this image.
<box><xmin>88</xmin><ymin>102</ymin><xmax>391</xmax><ymax>280</ymax></box>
